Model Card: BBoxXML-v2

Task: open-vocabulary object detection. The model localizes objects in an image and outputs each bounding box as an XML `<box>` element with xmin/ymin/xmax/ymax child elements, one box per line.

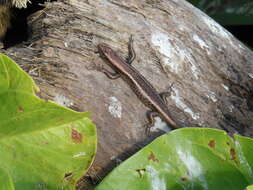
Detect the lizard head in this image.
<box><xmin>97</xmin><ymin>43</ymin><xmax>114</xmax><ymax>58</ymax></box>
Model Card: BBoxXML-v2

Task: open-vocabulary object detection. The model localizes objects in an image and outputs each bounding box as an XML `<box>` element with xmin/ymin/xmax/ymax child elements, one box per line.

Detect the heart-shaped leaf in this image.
<box><xmin>0</xmin><ymin>54</ymin><xmax>97</xmax><ymax>190</ymax></box>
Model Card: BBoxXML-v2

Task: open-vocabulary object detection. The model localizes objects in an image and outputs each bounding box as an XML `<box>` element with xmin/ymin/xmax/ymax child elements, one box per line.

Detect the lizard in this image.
<box><xmin>96</xmin><ymin>36</ymin><xmax>180</xmax><ymax>133</ymax></box>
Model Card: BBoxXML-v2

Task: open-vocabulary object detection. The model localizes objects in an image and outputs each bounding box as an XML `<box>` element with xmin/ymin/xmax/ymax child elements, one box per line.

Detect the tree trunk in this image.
<box><xmin>1</xmin><ymin>0</ymin><xmax>253</xmax><ymax>189</ymax></box>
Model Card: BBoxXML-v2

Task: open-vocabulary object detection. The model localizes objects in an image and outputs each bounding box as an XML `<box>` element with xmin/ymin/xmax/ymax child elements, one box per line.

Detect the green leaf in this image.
<box><xmin>0</xmin><ymin>54</ymin><xmax>39</xmax><ymax>94</ymax></box>
<box><xmin>0</xmin><ymin>53</ymin><xmax>97</xmax><ymax>189</ymax></box>
<box><xmin>96</xmin><ymin>128</ymin><xmax>253</xmax><ymax>190</ymax></box>
<box><xmin>246</xmin><ymin>185</ymin><xmax>253</xmax><ymax>190</ymax></box>
<box><xmin>0</xmin><ymin>168</ymin><xmax>15</xmax><ymax>190</ymax></box>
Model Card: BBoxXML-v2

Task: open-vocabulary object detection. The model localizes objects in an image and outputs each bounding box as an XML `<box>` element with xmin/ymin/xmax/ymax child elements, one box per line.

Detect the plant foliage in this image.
<box><xmin>96</xmin><ymin>128</ymin><xmax>253</xmax><ymax>190</ymax></box>
<box><xmin>187</xmin><ymin>0</ymin><xmax>253</xmax><ymax>24</ymax></box>
<box><xmin>0</xmin><ymin>54</ymin><xmax>97</xmax><ymax>190</ymax></box>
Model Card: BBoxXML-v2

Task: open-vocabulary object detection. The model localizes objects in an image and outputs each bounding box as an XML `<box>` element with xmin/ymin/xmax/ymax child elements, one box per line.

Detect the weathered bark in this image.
<box><xmin>1</xmin><ymin>0</ymin><xmax>253</xmax><ymax>189</ymax></box>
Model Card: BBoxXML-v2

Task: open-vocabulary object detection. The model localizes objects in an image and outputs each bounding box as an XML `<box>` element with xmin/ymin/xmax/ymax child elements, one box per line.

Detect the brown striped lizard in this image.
<box><xmin>96</xmin><ymin>36</ymin><xmax>180</xmax><ymax>133</ymax></box>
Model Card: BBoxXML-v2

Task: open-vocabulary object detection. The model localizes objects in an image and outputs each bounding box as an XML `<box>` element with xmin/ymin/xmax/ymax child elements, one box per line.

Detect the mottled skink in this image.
<box><xmin>97</xmin><ymin>36</ymin><xmax>179</xmax><ymax>132</ymax></box>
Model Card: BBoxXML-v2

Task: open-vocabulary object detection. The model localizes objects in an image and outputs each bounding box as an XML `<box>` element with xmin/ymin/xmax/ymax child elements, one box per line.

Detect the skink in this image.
<box><xmin>97</xmin><ymin>36</ymin><xmax>179</xmax><ymax>132</ymax></box>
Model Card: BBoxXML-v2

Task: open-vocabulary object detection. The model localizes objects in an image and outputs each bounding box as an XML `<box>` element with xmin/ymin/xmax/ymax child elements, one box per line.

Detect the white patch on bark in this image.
<box><xmin>108</xmin><ymin>96</ymin><xmax>122</xmax><ymax>118</ymax></box>
<box><xmin>171</xmin><ymin>88</ymin><xmax>200</xmax><ymax>120</ymax></box>
<box><xmin>53</xmin><ymin>94</ymin><xmax>74</xmax><ymax>107</ymax></box>
<box><xmin>190</xmin><ymin>62</ymin><xmax>200</xmax><ymax>79</ymax></box>
<box><xmin>151</xmin><ymin>30</ymin><xmax>200</xmax><ymax>79</ymax></box>
<box><xmin>248</xmin><ymin>73</ymin><xmax>253</xmax><ymax>79</ymax></box>
<box><xmin>151</xmin><ymin>30</ymin><xmax>177</xmax><ymax>71</ymax></box>
<box><xmin>192</xmin><ymin>34</ymin><xmax>210</xmax><ymax>54</ymax></box>
<box><xmin>201</xmin><ymin>16</ymin><xmax>237</xmax><ymax>50</ymax></box>
<box><xmin>206</xmin><ymin>91</ymin><xmax>217</xmax><ymax>103</ymax></box>
<box><xmin>202</xmin><ymin>16</ymin><xmax>230</xmax><ymax>39</ymax></box>
<box><xmin>150</xmin><ymin>117</ymin><xmax>171</xmax><ymax>133</ymax></box>
<box><xmin>221</xmin><ymin>84</ymin><xmax>229</xmax><ymax>91</ymax></box>
<box><xmin>238</xmin><ymin>44</ymin><xmax>245</xmax><ymax>50</ymax></box>
<box><xmin>228</xmin><ymin>105</ymin><xmax>234</xmax><ymax>112</ymax></box>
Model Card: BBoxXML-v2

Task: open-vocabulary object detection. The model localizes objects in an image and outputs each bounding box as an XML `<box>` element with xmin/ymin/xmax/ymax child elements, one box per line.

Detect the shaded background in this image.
<box><xmin>3</xmin><ymin>0</ymin><xmax>253</xmax><ymax>49</ymax></box>
<box><xmin>187</xmin><ymin>0</ymin><xmax>253</xmax><ymax>48</ymax></box>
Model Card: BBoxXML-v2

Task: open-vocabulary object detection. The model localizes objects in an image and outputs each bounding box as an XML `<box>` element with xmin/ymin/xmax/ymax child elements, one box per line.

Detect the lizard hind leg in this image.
<box><xmin>159</xmin><ymin>83</ymin><xmax>174</xmax><ymax>104</ymax></box>
<box><xmin>145</xmin><ymin>111</ymin><xmax>159</xmax><ymax>135</ymax></box>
